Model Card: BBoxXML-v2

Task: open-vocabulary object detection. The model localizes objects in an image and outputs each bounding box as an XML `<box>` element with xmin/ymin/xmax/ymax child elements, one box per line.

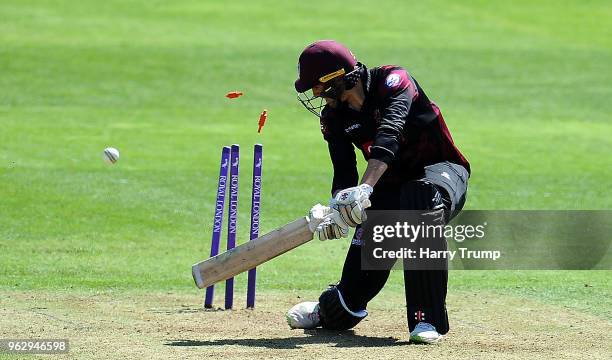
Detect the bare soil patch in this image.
<box><xmin>1</xmin><ymin>290</ymin><xmax>610</xmax><ymax>359</ymax></box>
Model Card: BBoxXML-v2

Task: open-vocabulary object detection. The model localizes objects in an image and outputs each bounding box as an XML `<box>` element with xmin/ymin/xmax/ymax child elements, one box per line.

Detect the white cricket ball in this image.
<box><xmin>103</xmin><ymin>147</ymin><xmax>120</xmax><ymax>164</ymax></box>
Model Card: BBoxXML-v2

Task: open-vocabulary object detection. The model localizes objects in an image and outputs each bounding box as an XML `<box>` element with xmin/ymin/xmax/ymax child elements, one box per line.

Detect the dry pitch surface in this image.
<box><xmin>1</xmin><ymin>290</ymin><xmax>610</xmax><ymax>360</ymax></box>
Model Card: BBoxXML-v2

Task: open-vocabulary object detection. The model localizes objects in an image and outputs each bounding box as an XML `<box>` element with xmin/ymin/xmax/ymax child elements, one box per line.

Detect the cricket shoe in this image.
<box><xmin>410</xmin><ymin>322</ymin><xmax>442</xmax><ymax>344</ymax></box>
<box><xmin>286</xmin><ymin>301</ymin><xmax>321</xmax><ymax>329</ymax></box>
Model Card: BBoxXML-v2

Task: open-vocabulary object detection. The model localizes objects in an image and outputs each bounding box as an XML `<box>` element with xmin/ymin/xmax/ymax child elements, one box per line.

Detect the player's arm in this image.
<box><xmin>360</xmin><ymin>158</ymin><xmax>388</xmax><ymax>187</ymax></box>
<box><xmin>369</xmin><ymin>68</ymin><xmax>416</xmax><ymax>168</ymax></box>
<box><xmin>359</xmin><ymin>71</ymin><xmax>415</xmax><ymax>187</ymax></box>
<box><xmin>329</xmin><ymin>138</ymin><xmax>359</xmax><ymax>196</ymax></box>
<box><xmin>321</xmin><ymin>110</ymin><xmax>359</xmax><ymax>196</ymax></box>
<box><xmin>332</xmin><ymin>69</ymin><xmax>416</xmax><ymax>227</ymax></box>
<box><xmin>318</xmin><ymin>106</ymin><xmax>359</xmax><ymax>195</ymax></box>
<box><xmin>313</xmin><ymin>114</ymin><xmax>359</xmax><ymax>241</ymax></box>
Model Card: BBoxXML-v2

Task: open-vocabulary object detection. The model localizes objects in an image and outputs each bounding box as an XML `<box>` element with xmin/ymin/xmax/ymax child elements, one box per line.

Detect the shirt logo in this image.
<box><xmin>344</xmin><ymin>123</ymin><xmax>361</xmax><ymax>133</ymax></box>
<box><xmin>385</xmin><ymin>73</ymin><xmax>401</xmax><ymax>88</ymax></box>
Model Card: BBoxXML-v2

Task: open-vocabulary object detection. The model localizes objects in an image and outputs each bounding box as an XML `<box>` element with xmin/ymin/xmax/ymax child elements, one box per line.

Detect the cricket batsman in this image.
<box><xmin>286</xmin><ymin>40</ymin><xmax>471</xmax><ymax>344</ymax></box>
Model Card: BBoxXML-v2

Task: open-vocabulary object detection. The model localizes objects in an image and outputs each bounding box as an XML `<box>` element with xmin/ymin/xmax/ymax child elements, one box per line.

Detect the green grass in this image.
<box><xmin>0</xmin><ymin>0</ymin><xmax>610</xmax><ymax>318</ymax></box>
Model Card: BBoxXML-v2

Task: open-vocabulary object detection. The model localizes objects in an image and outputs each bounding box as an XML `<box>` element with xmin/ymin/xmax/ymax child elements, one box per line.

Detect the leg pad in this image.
<box><xmin>318</xmin><ymin>286</ymin><xmax>368</xmax><ymax>330</ymax></box>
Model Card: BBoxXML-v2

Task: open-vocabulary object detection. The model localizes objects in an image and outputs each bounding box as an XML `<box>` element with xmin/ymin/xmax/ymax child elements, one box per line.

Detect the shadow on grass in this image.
<box><xmin>165</xmin><ymin>329</ymin><xmax>408</xmax><ymax>349</ymax></box>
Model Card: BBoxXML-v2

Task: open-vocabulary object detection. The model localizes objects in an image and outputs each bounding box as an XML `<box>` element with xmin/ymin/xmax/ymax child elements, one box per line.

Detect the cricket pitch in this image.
<box><xmin>1</xmin><ymin>290</ymin><xmax>610</xmax><ymax>359</ymax></box>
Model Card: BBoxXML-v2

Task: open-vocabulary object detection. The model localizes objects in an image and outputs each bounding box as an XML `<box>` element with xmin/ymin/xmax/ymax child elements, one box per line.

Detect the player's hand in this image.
<box><xmin>315</xmin><ymin>217</ymin><xmax>349</xmax><ymax>241</ymax></box>
<box><xmin>307</xmin><ymin>203</ymin><xmax>332</xmax><ymax>233</ymax></box>
<box><xmin>330</xmin><ymin>184</ymin><xmax>373</xmax><ymax>227</ymax></box>
<box><xmin>307</xmin><ymin>203</ymin><xmax>349</xmax><ymax>241</ymax></box>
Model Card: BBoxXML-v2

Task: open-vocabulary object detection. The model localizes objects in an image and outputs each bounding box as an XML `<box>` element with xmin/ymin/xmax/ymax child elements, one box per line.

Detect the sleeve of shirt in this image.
<box><xmin>320</xmin><ymin>108</ymin><xmax>359</xmax><ymax>195</ymax></box>
<box><xmin>369</xmin><ymin>68</ymin><xmax>418</xmax><ymax>164</ymax></box>
<box><xmin>327</xmin><ymin>137</ymin><xmax>359</xmax><ymax>195</ymax></box>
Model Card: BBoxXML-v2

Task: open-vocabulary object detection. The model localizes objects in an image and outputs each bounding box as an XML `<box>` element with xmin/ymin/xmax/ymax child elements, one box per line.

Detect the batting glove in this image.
<box><xmin>315</xmin><ymin>217</ymin><xmax>349</xmax><ymax>241</ymax></box>
<box><xmin>330</xmin><ymin>184</ymin><xmax>373</xmax><ymax>227</ymax></box>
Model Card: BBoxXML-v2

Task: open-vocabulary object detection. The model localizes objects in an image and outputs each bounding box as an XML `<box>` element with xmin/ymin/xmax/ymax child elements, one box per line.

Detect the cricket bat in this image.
<box><xmin>192</xmin><ymin>216</ymin><xmax>313</xmax><ymax>289</ymax></box>
<box><xmin>192</xmin><ymin>200</ymin><xmax>370</xmax><ymax>289</ymax></box>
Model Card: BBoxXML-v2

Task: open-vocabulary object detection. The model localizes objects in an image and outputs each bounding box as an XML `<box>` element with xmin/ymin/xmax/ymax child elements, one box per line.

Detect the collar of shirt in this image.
<box><xmin>361</xmin><ymin>66</ymin><xmax>375</xmax><ymax>114</ymax></box>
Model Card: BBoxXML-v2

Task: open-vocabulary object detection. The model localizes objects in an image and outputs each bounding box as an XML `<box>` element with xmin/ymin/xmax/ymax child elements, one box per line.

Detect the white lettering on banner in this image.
<box><xmin>213</xmin><ymin>175</ymin><xmax>227</xmax><ymax>233</ymax></box>
<box><xmin>229</xmin><ymin>174</ymin><xmax>239</xmax><ymax>234</ymax></box>
<box><xmin>251</xmin><ymin>176</ymin><xmax>261</xmax><ymax>233</ymax></box>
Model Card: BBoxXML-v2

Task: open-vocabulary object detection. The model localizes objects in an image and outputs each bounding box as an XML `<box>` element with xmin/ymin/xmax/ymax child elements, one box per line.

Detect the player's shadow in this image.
<box><xmin>166</xmin><ymin>329</ymin><xmax>408</xmax><ymax>349</ymax></box>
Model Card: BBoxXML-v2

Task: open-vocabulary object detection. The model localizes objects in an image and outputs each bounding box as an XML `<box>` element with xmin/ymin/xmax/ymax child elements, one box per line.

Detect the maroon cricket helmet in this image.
<box><xmin>294</xmin><ymin>40</ymin><xmax>358</xmax><ymax>93</ymax></box>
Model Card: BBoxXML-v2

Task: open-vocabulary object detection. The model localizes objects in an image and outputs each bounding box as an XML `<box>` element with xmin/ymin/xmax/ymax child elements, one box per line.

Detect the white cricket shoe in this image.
<box><xmin>410</xmin><ymin>322</ymin><xmax>442</xmax><ymax>344</ymax></box>
<box><xmin>286</xmin><ymin>301</ymin><xmax>321</xmax><ymax>329</ymax></box>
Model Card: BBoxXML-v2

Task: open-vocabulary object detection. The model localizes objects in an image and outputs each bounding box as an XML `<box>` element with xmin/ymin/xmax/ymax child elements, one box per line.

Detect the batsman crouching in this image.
<box><xmin>286</xmin><ymin>40</ymin><xmax>471</xmax><ymax>344</ymax></box>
